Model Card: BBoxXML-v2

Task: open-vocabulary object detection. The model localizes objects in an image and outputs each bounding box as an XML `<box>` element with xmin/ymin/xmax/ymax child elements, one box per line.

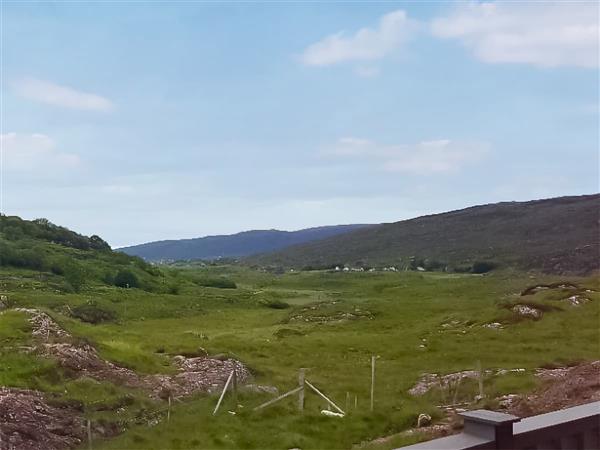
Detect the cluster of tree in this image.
<box><xmin>0</xmin><ymin>241</ymin><xmax>46</xmax><ymax>270</ymax></box>
<box><xmin>0</xmin><ymin>215</ymin><xmax>110</xmax><ymax>251</ymax></box>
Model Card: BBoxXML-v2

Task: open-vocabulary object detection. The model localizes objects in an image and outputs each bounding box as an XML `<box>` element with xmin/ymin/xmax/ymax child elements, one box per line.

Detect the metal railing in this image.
<box><xmin>400</xmin><ymin>401</ymin><xmax>599</xmax><ymax>450</ymax></box>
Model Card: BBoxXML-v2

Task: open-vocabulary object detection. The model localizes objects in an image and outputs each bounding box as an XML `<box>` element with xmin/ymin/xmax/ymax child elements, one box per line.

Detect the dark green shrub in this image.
<box><xmin>260</xmin><ymin>299</ymin><xmax>290</xmax><ymax>309</ymax></box>
<box><xmin>195</xmin><ymin>277</ymin><xmax>237</xmax><ymax>289</ymax></box>
<box><xmin>114</xmin><ymin>269</ymin><xmax>140</xmax><ymax>288</ymax></box>
<box><xmin>50</xmin><ymin>260</ymin><xmax>65</xmax><ymax>275</ymax></box>
<box><xmin>71</xmin><ymin>302</ymin><xmax>116</xmax><ymax>324</ymax></box>
<box><xmin>89</xmin><ymin>235</ymin><xmax>111</xmax><ymax>251</ymax></box>
<box><xmin>471</xmin><ymin>261</ymin><xmax>497</xmax><ymax>274</ymax></box>
<box><xmin>167</xmin><ymin>283</ymin><xmax>181</xmax><ymax>295</ymax></box>
<box><xmin>63</xmin><ymin>261</ymin><xmax>87</xmax><ymax>292</ymax></box>
<box><xmin>453</xmin><ymin>264</ymin><xmax>473</xmax><ymax>273</ymax></box>
<box><xmin>424</xmin><ymin>259</ymin><xmax>445</xmax><ymax>271</ymax></box>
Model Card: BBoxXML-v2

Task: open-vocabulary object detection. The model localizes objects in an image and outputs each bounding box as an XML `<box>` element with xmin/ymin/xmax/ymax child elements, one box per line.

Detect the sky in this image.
<box><xmin>1</xmin><ymin>1</ymin><xmax>599</xmax><ymax>247</ymax></box>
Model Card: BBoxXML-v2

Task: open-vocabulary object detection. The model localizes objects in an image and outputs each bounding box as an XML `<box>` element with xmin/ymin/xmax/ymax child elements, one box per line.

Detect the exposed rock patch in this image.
<box><xmin>512</xmin><ymin>304</ymin><xmax>543</xmax><ymax>319</ymax></box>
<box><xmin>289</xmin><ymin>310</ymin><xmax>373</xmax><ymax>324</ymax></box>
<box><xmin>482</xmin><ymin>322</ymin><xmax>504</xmax><ymax>330</ymax></box>
<box><xmin>563</xmin><ymin>295</ymin><xmax>590</xmax><ymax>306</ymax></box>
<box><xmin>503</xmin><ymin>361</ymin><xmax>600</xmax><ymax>417</ymax></box>
<box><xmin>0</xmin><ymin>387</ymin><xmax>85</xmax><ymax>450</ymax></box>
<box><xmin>15</xmin><ymin>308</ymin><xmax>70</xmax><ymax>340</ymax></box>
<box><xmin>520</xmin><ymin>283</ymin><xmax>579</xmax><ymax>296</ymax></box>
<box><xmin>409</xmin><ymin>368</ymin><xmax>525</xmax><ymax>396</ymax></box>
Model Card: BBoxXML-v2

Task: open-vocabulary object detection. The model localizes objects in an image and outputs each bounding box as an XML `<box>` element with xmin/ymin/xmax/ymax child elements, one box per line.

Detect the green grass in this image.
<box><xmin>0</xmin><ymin>266</ymin><xmax>598</xmax><ymax>449</ymax></box>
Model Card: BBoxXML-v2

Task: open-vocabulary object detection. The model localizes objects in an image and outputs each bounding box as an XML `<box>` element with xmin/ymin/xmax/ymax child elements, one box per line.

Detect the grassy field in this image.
<box><xmin>1</xmin><ymin>265</ymin><xmax>598</xmax><ymax>449</ymax></box>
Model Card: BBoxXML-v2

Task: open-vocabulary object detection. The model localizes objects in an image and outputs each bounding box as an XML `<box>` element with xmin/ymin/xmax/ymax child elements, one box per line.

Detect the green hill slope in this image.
<box><xmin>247</xmin><ymin>194</ymin><xmax>600</xmax><ymax>274</ymax></box>
<box><xmin>0</xmin><ymin>215</ymin><xmax>167</xmax><ymax>293</ymax></box>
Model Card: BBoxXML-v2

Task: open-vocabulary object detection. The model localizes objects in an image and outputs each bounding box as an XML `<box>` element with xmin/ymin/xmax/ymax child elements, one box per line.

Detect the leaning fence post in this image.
<box><xmin>213</xmin><ymin>371</ymin><xmax>235</xmax><ymax>415</ymax></box>
<box><xmin>304</xmin><ymin>380</ymin><xmax>345</xmax><ymax>415</ymax></box>
<box><xmin>298</xmin><ymin>368</ymin><xmax>305</xmax><ymax>412</ymax></box>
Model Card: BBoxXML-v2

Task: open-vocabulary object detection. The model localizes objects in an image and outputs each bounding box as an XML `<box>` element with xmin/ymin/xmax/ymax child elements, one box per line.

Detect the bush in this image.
<box><xmin>49</xmin><ymin>260</ymin><xmax>65</xmax><ymax>275</ymax></box>
<box><xmin>114</xmin><ymin>269</ymin><xmax>140</xmax><ymax>288</ymax></box>
<box><xmin>195</xmin><ymin>277</ymin><xmax>237</xmax><ymax>289</ymax></box>
<box><xmin>471</xmin><ymin>261</ymin><xmax>497</xmax><ymax>274</ymax></box>
<box><xmin>71</xmin><ymin>302</ymin><xmax>116</xmax><ymax>324</ymax></box>
<box><xmin>260</xmin><ymin>299</ymin><xmax>290</xmax><ymax>309</ymax></box>
<box><xmin>423</xmin><ymin>259</ymin><xmax>445</xmax><ymax>271</ymax></box>
<box><xmin>453</xmin><ymin>264</ymin><xmax>473</xmax><ymax>273</ymax></box>
<box><xmin>62</xmin><ymin>261</ymin><xmax>87</xmax><ymax>292</ymax></box>
<box><xmin>167</xmin><ymin>283</ymin><xmax>181</xmax><ymax>295</ymax></box>
<box><xmin>89</xmin><ymin>235</ymin><xmax>111</xmax><ymax>251</ymax></box>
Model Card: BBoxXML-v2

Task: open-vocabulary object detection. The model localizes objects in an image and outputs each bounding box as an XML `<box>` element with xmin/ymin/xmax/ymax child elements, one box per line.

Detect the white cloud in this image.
<box><xmin>326</xmin><ymin>137</ymin><xmax>489</xmax><ymax>175</ymax></box>
<box><xmin>300</xmin><ymin>10</ymin><xmax>418</xmax><ymax>66</ymax></box>
<box><xmin>1</xmin><ymin>133</ymin><xmax>81</xmax><ymax>172</ymax></box>
<box><xmin>13</xmin><ymin>77</ymin><xmax>114</xmax><ymax>111</ymax></box>
<box><xmin>431</xmin><ymin>1</ymin><xmax>599</xmax><ymax>68</ymax></box>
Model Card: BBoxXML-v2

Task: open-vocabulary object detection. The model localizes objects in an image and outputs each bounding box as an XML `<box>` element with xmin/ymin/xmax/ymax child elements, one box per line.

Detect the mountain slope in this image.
<box><xmin>247</xmin><ymin>194</ymin><xmax>600</xmax><ymax>274</ymax></box>
<box><xmin>120</xmin><ymin>225</ymin><xmax>371</xmax><ymax>261</ymax></box>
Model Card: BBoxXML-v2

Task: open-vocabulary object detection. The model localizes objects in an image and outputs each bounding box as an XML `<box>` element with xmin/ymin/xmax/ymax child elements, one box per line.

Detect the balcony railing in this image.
<box><xmin>399</xmin><ymin>401</ymin><xmax>599</xmax><ymax>450</ymax></box>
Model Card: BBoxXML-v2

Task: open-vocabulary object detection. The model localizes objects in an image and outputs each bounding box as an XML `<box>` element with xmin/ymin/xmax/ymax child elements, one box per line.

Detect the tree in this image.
<box><xmin>63</xmin><ymin>261</ymin><xmax>87</xmax><ymax>292</ymax></box>
<box><xmin>114</xmin><ymin>269</ymin><xmax>140</xmax><ymax>288</ymax></box>
<box><xmin>89</xmin><ymin>235</ymin><xmax>111</xmax><ymax>251</ymax></box>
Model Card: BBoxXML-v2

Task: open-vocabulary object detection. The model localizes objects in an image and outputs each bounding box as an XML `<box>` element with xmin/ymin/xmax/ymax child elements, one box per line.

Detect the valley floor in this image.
<box><xmin>0</xmin><ymin>267</ymin><xmax>599</xmax><ymax>449</ymax></box>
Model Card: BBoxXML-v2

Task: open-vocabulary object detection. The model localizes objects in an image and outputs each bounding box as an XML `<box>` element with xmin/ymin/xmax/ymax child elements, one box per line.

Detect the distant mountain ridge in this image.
<box><xmin>247</xmin><ymin>194</ymin><xmax>600</xmax><ymax>275</ymax></box>
<box><xmin>120</xmin><ymin>225</ymin><xmax>371</xmax><ymax>261</ymax></box>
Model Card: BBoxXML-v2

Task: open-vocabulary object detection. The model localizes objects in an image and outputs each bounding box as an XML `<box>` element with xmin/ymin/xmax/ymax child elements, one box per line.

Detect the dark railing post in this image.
<box><xmin>460</xmin><ymin>410</ymin><xmax>521</xmax><ymax>449</ymax></box>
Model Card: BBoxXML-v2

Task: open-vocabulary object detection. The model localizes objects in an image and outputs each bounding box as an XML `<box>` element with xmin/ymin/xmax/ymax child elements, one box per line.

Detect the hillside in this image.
<box><xmin>247</xmin><ymin>194</ymin><xmax>600</xmax><ymax>274</ymax></box>
<box><xmin>0</xmin><ymin>215</ymin><xmax>168</xmax><ymax>293</ymax></box>
<box><xmin>120</xmin><ymin>224</ymin><xmax>370</xmax><ymax>261</ymax></box>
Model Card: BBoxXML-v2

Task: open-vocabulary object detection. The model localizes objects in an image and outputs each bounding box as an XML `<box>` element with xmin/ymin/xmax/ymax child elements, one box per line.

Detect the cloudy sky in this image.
<box><xmin>2</xmin><ymin>1</ymin><xmax>598</xmax><ymax>247</ymax></box>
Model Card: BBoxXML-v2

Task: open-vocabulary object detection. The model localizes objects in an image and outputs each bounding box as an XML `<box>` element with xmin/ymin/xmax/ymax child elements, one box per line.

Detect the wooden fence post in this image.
<box><xmin>167</xmin><ymin>396</ymin><xmax>171</xmax><ymax>423</ymax></box>
<box><xmin>477</xmin><ymin>360</ymin><xmax>484</xmax><ymax>399</ymax></box>
<box><xmin>233</xmin><ymin>370</ymin><xmax>238</xmax><ymax>406</ymax></box>
<box><xmin>298</xmin><ymin>368</ymin><xmax>305</xmax><ymax>412</ymax></box>
<box><xmin>87</xmin><ymin>419</ymin><xmax>92</xmax><ymax>450</ymax></box>
<box><xmin>370</xmin><ymin>355</ymin><xmax>376</xmax><ymax>412</ymax></box>
<box><xmin>453</xmin><ymin>376</ymin><xmax>463</xmax><ymax>405</ymax></box>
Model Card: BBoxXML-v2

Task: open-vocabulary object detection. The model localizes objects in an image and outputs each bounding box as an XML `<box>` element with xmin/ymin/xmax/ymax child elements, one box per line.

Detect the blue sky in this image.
<box><xmin>2</xmin><ymin>1</ymin><xmax>598</xmax><ymax>247</ymax></box>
